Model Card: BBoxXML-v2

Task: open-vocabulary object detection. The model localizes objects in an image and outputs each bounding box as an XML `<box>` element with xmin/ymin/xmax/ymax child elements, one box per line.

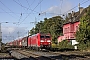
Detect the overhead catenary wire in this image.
<box><xmin>26</xmin><ymin>0</ymin><xmax>30</xmax><ymax>9</ymax></box>
<box><xmin>13</xmin><ymin>0</ymin><xmax>38</xmax><ymax>25</ymax></box>
<box><xmin>13</xmin><ymin>0</ymin><xmax>39</xmax><ymax>13</ymax></box>
<box><xmin>17</xmin><ymin>0</ymin><xmax>25</xmax><ymax>24</ymax></box>
<box><xmin>0</xmin><ymin>0</ymin><xmax>89</xmax><ymax>24</ymax></box>
<box><xmin>80</xmin><ymin>0</ymin><xmax>86</xmax><ymax>3</ymax></box>
<box><xmin>63</xmin><ymin>0</ymin><xmax>90</xmax><ymax>15</ymax></box>
<box><xmin>41</xmin><ymin>0</ymin><xmax>90</xmax><ymax>16</ymax></box>
<box><xmin>40</xmin><ymin>0</ymin><xmax>42</xmax><ymax>12</ymax></box>
<box><xmin>0</xmin><ymin>0</ymin><xmax>19</xmax><ymax>18</ymax></box>
<box><xmin>18</xmin><ymin>13</ymin><xmax>22</xmax><ymax>23</ymax></box>
<box><xmin>0</xmin><ymin>6</ymin><xmax>19</xmax><ymax>19</ymax></box>
<box><xmin>0</xmin><ymin>12</ymin><xmax>38</xmax><ymax>14</ymax></box>
<box><xmin>0</xmin><ymin>0</ymin><xmax>23</xmax><ymax>23</ymax></box>
<box><xmin>25</xmin><ymin>0</ymin><xmax>36</xmax><ymax>21</ymax></box>
<box><xmin>26</xmin><ymin>0</ymin><xmax>36</xmax><ymax>10</ymax></box>
<box><xmin>17</xmin><ymin>0</ymin><xmax>27</xmax><ymax>13</ymax></box>
<box><xmin>19</xmin><ymin>0</ymin><xmax>43</xmax><ymax>25</ymax></box>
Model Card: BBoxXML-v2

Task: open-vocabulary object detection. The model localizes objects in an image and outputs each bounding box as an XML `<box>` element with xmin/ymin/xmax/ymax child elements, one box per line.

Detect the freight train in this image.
<box><xmin>7</xmin><ymin>33</ymin><xmax>52</xmax><ymax>50</ymax></box>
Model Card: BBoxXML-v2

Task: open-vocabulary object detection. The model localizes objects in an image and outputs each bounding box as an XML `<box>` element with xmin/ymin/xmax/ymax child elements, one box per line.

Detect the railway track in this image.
<box><xmin>0</xmin><ymin>52</ymin><xmax>17</xmax><ymax>60</ymax></box>
<box><xmin>9</xmin><ymin>49</ymin><xmax>57</xmax><ymax>60</ymax></box>
<box><xmin>16</xmin><ymin>50</ymin><xmax>56</xmax><ymax>60</ymax></box>
<box><xmin>9</xmin><ymin>48</ymin><xmax>90</xmax><ymax>60</ymax></box>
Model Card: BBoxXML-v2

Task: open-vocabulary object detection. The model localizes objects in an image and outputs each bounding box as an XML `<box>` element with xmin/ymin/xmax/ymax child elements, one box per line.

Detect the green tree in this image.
<box><xmin>76</xmin><ymin>5</ymin><xmax>90</xmax><ymax>50</ymax></box>
<box><xmin>58</xmin><ymin>40</ymin><xmax>73</xmax><ymax>50</ymax></box>
<box><xmin>30</xmin><ymin>27</ymin><xmax>35</xmax><ymax>35</ymax></box>
<box><xmin>35</xmin><ymin>21</ymin><xmax>44</xmax><ymax>33</ymax></box>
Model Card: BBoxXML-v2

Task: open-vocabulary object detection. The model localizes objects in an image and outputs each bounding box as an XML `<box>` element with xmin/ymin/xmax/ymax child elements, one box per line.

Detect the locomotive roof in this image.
<box><xmin>30</xmin><ymin>33</ymin><xmax>50</xmax><ymax>37</ymax></box>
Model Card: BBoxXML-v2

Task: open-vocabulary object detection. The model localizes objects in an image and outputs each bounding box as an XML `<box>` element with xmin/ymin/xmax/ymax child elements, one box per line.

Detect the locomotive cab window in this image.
<box><xmin>40</xmin><ymin>36</ymin><xmax>44</xmax><ymax>38</ymax></box>
<box><xmin>46</xmin><ymin>36</ymin><xmax>50</xmax><ymax>38</ymax></box>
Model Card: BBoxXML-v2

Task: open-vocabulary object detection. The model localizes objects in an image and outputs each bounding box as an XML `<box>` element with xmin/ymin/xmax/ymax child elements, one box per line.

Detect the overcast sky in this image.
<box><xmin>0</xmin><ymin>0</ymin><xmax>90</xmax><ymax>43</ymax></box>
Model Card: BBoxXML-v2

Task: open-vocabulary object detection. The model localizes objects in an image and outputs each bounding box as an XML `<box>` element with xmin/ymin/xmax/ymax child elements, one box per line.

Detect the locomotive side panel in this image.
<box><xmin>29</xmin><ymin>33</ymin><xmax>41</xmax><ymax>48</ymax></box>
<box><xmin>37</xmin><ymin>33</ymin><xmax>40</xmax><ymax>47</ymax></box>
<box><xmin>31</xmin><ymin>35</ymin><xmax>37</xmax><ymax>47</ymax></box>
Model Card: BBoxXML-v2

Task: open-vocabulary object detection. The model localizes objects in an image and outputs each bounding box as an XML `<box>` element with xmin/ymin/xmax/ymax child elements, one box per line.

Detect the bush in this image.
<box><xmin>51</xmin><ymin>43</ymin><xmax>57</xmax><ymax>48</ymax></box>
<box><xmin>58</xmin><ymin>40</ymin><xmax>74</xmax><ymax>50</ymax></box>
<box><xmin>77</xmin><ymin>40</ymin><xmax>90</xmax><ymax>51</ymax></box>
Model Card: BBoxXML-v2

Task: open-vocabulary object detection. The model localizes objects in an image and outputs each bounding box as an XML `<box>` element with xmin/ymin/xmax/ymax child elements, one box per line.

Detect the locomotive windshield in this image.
<box><xmin>40</xmin><ymin>35</ymin><xmax>50</xmax><ymax>38</ymax></box>
<box><xmin>46</xmin><ymin>36</ymin><xmax>50</xmax><ymax>38</ymax></box>
<box><xmin>40</xmin><ymin>36</ymin><xmax>44</xmax><ymax>38</ymax></box>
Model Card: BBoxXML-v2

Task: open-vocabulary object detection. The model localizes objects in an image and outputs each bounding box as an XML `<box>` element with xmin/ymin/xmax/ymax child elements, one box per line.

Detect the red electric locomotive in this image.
<box><xmin>28</xmin><ymin>33</ymin><xmax>52</xmax><ymax>50</ymax></box>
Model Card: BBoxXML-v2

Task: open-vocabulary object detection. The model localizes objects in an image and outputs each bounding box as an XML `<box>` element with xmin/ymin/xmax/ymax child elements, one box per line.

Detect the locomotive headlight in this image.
<box><xmin>47</xmin><ymin>40</ymin><xmax>51</xmax><ymax>42</ymax></box>
<box><xmin>41</xmin><ymin>43</ymin><xmax>42</xmax><ymax>44</ymax></box>
<box><xmin>49</xmin><ymin>43</ymin><xmax>51</xmax><ymax>44</ymax></box>
<box><xmin>40</xmin><ymin>40</ymin><xmax>44</xmax><ymax>42</ymax></box>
